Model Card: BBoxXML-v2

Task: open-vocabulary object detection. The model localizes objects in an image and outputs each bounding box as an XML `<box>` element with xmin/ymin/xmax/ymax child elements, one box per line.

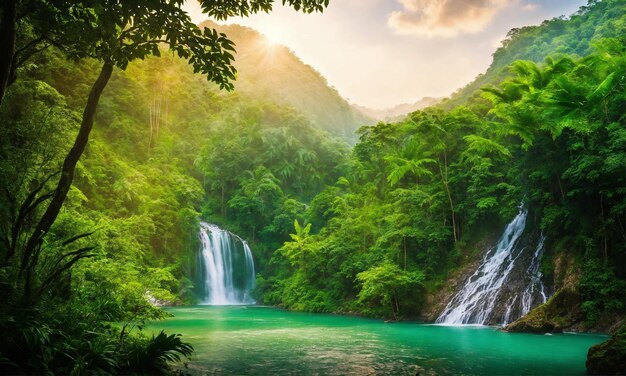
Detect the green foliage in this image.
<box><xmin>357</xmin><ymin>262</ymin><xmax>425</xmax><ymax>320</ymax></box>
<box><xmin>261</xmin><ymin>2</ymin><xmax>626</xmax><ymax>325</ymax></box>
<box><xmin>445</xmin><ymin>0</ymin><xmax>626</xmax><ymax>108</ymax></box>
<box><xmin>1</xmin><ymin>1</ymin><xmax>334</xmax><ymax>374</ymax></box>
<box><xmin>579</xmin><ymin>257</ymin><xmax>626</xmax><ymax>325</ymax></box>
<box><xmin>203</xmin><ymin>0</ymin><xmax>330</xmax><ymax>19</ymax></box>
<box><xmin>1</xmin><ymin>2</ymin><xmax>625</xmax><ymax>375</ymax></box>
<box><xmin>122</xmin><ymin>331</ymin><xmax>194</xmax><ymax>375</ymax></box>
<box><xmin>195</xmin><ymin>99</ymin><xmax>349</xmax><ymax>265</ymax></box>
<box><xmin>0</xmin><ymin>300</ymin><xmax>192</xmax><ymax>375</ymax></box>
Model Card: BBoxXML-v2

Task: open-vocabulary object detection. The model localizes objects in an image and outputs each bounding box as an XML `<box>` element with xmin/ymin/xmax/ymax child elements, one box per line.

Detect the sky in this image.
<box><xmin>183</xmin><ymin>0</ymin><xmax>587</xmax><ymax>110</ymax></box>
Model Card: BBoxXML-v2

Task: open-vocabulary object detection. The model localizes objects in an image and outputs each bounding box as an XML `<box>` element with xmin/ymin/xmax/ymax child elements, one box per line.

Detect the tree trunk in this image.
<box><xmin>164</xmin><ymin>96</ymin><xmax>168</xmax><ymax>129</ymax></box>
<box><xmin>439</xmin><ymin>150</ymin><xmax>457</xmax><ymax>244</ymax></box>
<box><xmin>149</xmin><ymin>95</ymin><xmax>154</xmax><ymax>153</ymax></box>
<box><xmin>0</xmin><ymin>0</ymin><xmax>17</xmax><ymax>106</ymax></box>
<box><xmin>556</xmin><ymin>173</ymin><xmax>565</xmax><ymax>203</ymax></box>
<box><xmin>403</xmin><ymin>237</ymin><xmax>407</xmax><ymax>270</ymax></box>
<box><xmin>20</xmin><ymin>63</ymin><xmax>113</xmax><ymax>290</ymax></box>
<box><xmin>600</xmin><ymin>194</ymin><xmax>608</xmax><ymax>263</ymax></box>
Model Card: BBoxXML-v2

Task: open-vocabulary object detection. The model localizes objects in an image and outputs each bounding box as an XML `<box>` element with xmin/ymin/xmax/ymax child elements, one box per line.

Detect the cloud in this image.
<box><xmin>388</xmin><ymin>0</ymin><xmax>511</xmax><ymax>38</ymax></box>
<box><xmin>522</xmin><ymin>3</ymin><xmax>538</xmax><ymax>11</ymax></box>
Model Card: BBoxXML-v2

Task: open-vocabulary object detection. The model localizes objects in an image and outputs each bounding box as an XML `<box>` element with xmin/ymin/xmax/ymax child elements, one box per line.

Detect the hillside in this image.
<box><xmin>259</xmin><ymin>0</ymin><xmax>626</xmax><ymax>337</ymax></box>
<box><xmin>442</xmin><ymin>0</ymin><xmax>626</xmax><ymax>108</ymax></box>
<box><xmin>1</xmin><ymin>0</ymin><xmax>624</xmax><ymax>374</ymax></box>
<box><xmin>354</xmin><ymin>96</ymin><xmax>441</xmax><ymax>122</ymax></box>
<box><xmin>200</xmin><ymin>21</ymin><xmax>374</xmax><ymax>142</ymax></box>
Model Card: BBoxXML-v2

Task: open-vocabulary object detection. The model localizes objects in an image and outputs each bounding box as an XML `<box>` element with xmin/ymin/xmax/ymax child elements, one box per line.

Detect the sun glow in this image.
<box><xmin>261</xmin><ymin>27</ymin><xmax>284</xmax><ymax>48</ymax></box>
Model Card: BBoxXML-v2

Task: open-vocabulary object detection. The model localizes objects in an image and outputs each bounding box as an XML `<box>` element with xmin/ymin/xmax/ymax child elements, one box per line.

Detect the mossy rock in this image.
<box><xmin>586</xmin><ymin>325</ymin><xmax>626</xmax><ymax>375</ymax></box>
<box><xmin>504</xmin><ymin>288</ymin><xmax>583</xmax><ymax>333</ymax></box>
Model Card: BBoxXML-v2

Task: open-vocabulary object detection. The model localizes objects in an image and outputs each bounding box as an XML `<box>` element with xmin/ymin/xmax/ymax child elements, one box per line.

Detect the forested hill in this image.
<box><xmin>443</xmin><ymin>0</ymin><xmax>626</xmax><ymax>108</ymax></box>
<box><xmin>0</xmin><ymin>9</ymin><xmax>354</xmax><ymax>371</ymax></box>
<box><xmin>354</xmin><ymin>96</ymin><xmax>442</xmax><ymax>122</ymax></box>
<box><xmin>259</xmin><ymin>0</ymin><xmax>625</xmax><ymax>338</ymax></box>
<box><xmin>200</xmin><ymin>21</ymin><xmax>373</xmax><ymax>141</ymax></box>
<box><xmin>1</xmin><ymin>0</ymin><xmax>625</xmax><ymax>374</ymax></box>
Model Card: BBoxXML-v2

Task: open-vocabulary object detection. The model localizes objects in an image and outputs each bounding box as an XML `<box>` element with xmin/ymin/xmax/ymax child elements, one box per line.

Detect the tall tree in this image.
<box><xmin>0</xmin><ymin>1</ymin><xmax>331</xmax><ymax>106</ymax></box>
<box><xmin>0</xmin><ymin>0</ymin><xmax>17</xmax><ymax>105</ymax></box>
<box><xmin>3</xmin><ymin>0</ymin><xmax>330</xmax><ymax>304</ymax></box>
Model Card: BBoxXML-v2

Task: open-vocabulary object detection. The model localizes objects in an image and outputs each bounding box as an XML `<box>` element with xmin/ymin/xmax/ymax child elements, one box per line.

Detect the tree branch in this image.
<box><xmin>0</xmin><ymin>0</ymin><xmax>17</xmax><ymax>106</ymax></box>
<box><xmin>34</xmin><ymin>247</ymin><xmax>95</xmax><ymax>300</ymax></box>
<box><xmin>20</xmin><ymin>62</ymin><xmax>113</xmax><ymax>294</ymax></box>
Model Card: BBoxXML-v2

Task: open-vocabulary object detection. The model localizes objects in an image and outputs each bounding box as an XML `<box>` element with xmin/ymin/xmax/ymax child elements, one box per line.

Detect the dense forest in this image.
<box><xmin>257</xmin><ymin>0</ymin><xmax>626</xmax><ymax>329</ymax></box>
<box><xmin>0</xmin><ymin>0</ymin><xmax>625</xmax><ymax>374</ymax></box>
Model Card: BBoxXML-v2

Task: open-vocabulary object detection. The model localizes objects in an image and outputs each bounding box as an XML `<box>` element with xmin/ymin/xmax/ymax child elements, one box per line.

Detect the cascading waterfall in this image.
<box><xmin>519</xmin><ymin>234</ymin><xmax>548</xmax><ymax>316</ymax></box>
<box><xmin>436</xmin><ymin>207</ymin><xmax>549</xmax><ymax>325</ymax></box>
<box><xmin>198</xmin><ymin>222</ymin><xmax>256</xmax><ymax>305</ymax></box>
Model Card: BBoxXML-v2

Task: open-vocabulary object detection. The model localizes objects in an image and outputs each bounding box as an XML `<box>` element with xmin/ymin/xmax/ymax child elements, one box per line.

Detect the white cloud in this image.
<box><xmin>388</xmin><ymin>0</ymin><xmax>512</xmax><ymax>38</ymax></box>
<box><xmin>522</xmin><ymin>3</ymin><xmax>539</xmax><ymax>11</ymax></box>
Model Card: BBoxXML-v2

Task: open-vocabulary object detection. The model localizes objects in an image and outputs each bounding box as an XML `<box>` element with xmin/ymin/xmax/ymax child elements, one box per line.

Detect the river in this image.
<box><xmin>149</xmin><ymin>305</ymin><xmax>606</xmax><ymax>375</ymax></box>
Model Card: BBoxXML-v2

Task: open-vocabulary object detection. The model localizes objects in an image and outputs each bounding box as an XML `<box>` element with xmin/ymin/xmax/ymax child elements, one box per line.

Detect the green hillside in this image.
<box><xmin>202</xmin><ymin>21</ymin><xmax>373</xmax><ymax>141</ymax></box>
<box><xmin>443</xmin><ymin>0</ymin><xmax>626</xmax><ymax>108</ymax></box>
<box><xmin>0</xmin><ymin>0</ymin><xmax>624</xmax><ymax>374</ymax></box>
<box><xmin>259</xmin><ymin>0</ymin><xmax>626</xmax><ymax>331</ymax></box>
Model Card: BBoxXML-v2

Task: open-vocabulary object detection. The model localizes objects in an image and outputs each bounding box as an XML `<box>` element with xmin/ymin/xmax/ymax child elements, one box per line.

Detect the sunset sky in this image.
<box><xmin>184</xmin><ymin>0</ymin><xmax>587</xmax><ymax>110</ymax></box>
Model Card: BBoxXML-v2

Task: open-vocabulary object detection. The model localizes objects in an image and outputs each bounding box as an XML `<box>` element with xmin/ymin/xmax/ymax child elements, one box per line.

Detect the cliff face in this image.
<box><xmin>505</xmin><ymin>250</ymin><xmax>624</xmax><ymax>334</ymax></box>
<box><xmin>504</xmin><ymin>249</ymin><xmax>583</xmax><ymax>333</ymax></box>
<box><xmin>419</xmin><ymin>234</ymin><xmax>497</xmax><ymax>322</ymax></box>
<box><xmin>422</xmin><ymin>212</ymin><xmax>554</xmax><ymax>326</ymax></box>
<box><xmin>429</xmin><ymin>230</ymin><xmax>623</xmax><ymax>333</ymax></box>
<box><xmin>420</xmin><ymin>257</ymin><xmax>481</xmax><ymax>322</ymax></box>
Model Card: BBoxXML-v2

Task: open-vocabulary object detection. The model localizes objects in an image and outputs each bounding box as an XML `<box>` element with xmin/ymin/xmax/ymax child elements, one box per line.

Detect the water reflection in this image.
<box><xmin>150</xmin><ymin>306</ymin><xmax>605</xmax><ymax>375</ymax></box>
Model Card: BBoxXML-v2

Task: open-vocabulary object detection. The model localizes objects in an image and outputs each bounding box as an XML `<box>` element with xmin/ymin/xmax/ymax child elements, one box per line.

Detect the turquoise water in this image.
<box><xmin>150</xmin><ymin>306</ymin><xmax>606</xmax><ymax>375</ymax></box>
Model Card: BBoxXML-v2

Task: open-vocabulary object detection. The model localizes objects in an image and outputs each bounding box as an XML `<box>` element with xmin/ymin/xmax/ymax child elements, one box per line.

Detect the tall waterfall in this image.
<box><xmin>436</xmin><ymin>208</ymin><xmax>549</xmax><ymax>325</ymax></box>
<box><xmin>198</xmin><ymin>222</ymin><xmax>256</xmax><ymax>305</ymax></box>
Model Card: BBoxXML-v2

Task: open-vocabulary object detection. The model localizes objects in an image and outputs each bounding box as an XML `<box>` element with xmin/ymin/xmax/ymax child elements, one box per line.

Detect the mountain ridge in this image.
<box><xmin>200</xmin><ymin>20</ymin><xmax>374</xmax><ymax>142</ymax></box>
<box><xmin>353</xmin><ymin>96</ymin><xmax>442</xmax><ymax>122</ymax></box>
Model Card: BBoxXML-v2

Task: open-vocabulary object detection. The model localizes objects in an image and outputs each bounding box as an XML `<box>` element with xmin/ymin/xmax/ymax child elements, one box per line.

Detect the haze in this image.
<box><xmin>184</xmin><ymin>0</ymin><xmax>586</xmax><ymax>110</ymax></box>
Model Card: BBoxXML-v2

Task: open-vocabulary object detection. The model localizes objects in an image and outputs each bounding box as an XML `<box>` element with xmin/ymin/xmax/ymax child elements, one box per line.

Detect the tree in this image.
<box><xmin>0</xmin><ymin>0</ymin><xmax>17</xmax><ymax>105</ymax></box>
<box><xmin>2</xmin><ymin>0</ymin><xmax>330</xmax><ymax>305</ymax></box>
<box><xmin>356</xmin><ymin>261</ymin><xmax>424</xmax><ymax>320</ymax></box>
<box><xmin>384</xmin><ymin>137</ymin><xmax>435</xmax><ymax>187</ymax></box>
<box><xmin>280</xmin><ymin>219</ymin><xmax>312</xmax><ymax>268</ymax></box>
<box><xmin>228</xmin><ymin>166</ymin><xmax>283</xmax><ymax>240</ymax></box>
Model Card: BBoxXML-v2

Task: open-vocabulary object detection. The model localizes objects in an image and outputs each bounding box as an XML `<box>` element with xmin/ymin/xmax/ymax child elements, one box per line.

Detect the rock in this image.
<box><xmin>144</xmin><ymin>291</ymin><xmax>173</xmax><ymax>307</ymax></box>
<box><xmin>419</xmin><ymin>257</ymin><xmax>480</xmax><ymax>322</ymax></box>
<box><xmin>504</xmin><ymin>288</ymin><xmax>583</xmax><ymax>333</ymax></box>
<box><xmin>586</xmin><ymin>325</ymin><xmax>626</xmax><ymax>375</ymax></box>
<box><xmin>505</xmin><ymin>245</ymin><xmax>587</xmax><ymax>333</ymax></box>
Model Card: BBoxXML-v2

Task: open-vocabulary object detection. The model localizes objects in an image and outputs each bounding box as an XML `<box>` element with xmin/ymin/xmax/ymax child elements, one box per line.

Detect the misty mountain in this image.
<box><xmin>353</xmin><ymin>96</ymin><xmax>441</xmax><ymax>122</ymax></box>
<box><xmin>200</xmin><ymin>21</ymin><xmax>374</xmax><ymax>142</ymax></box>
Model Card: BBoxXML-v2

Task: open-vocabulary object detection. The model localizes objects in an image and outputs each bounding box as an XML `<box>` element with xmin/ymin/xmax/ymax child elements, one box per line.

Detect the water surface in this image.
<box><xmin>150</xmin><ymin>306</ymin><xmax>606</xmax><ymax>375</ymax></box>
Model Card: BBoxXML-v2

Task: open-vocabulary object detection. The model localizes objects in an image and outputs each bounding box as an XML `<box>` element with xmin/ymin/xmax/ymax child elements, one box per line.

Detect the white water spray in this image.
<box><xmin>436</xmin><ymin>209</ymin><xmax>527</xmax><ymax>324</ymax></box>
<box><xmin>198</xmin><ymin>222</ymin><xmax>256</xmax><ymax>305</ymax></box>
<box><xmin>520</xmin><ymin>234</ymin><xmax>548</xmax><ymax>315</ymax></box>
<box><xmin>437</xmin><ymin>207</ymin><xmax>550</xmax><ymax>325</ymax></box>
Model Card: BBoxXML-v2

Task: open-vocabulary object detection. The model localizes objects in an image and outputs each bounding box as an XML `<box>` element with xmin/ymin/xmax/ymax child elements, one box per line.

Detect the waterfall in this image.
<box><xmin>519</xmin><ymin>234</ymin><xmax>548</xmax><ymax>317</ymax></box>
<box><xmin>198</xmin><ymin>222</ymin><xmax>256</xmax><ymax>305</ymax></box>
<box><xmin>436</xmin><ymin>208</ymin><xmax>549</xmax><ymax>325</ymax></box>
